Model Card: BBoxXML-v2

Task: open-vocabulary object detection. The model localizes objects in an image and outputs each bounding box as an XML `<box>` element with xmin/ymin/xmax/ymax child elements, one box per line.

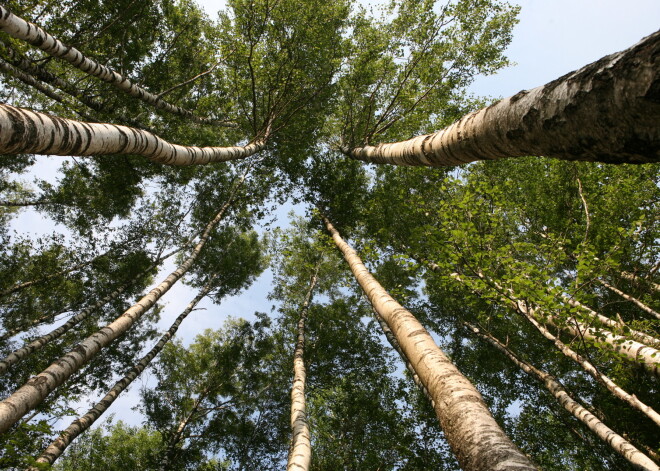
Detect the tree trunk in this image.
<box><xmin>0</xmin><ymin>104</ymin><xmax>266</xmax><ymax>166</ymax></box>
<box><xmin>599</xmin><ymin>279</ymin><xmax>660</xmax><ymax>320</ymax></box>
<box><xmin>342</xmin><ymin>31</ymin><xmax>659</xmax><ymax>166</ymax></box>
<box><xmin>0</xmin><ymin>6</ymin><xmax>234</xmax><ymax>127</ymax></box>
<box><xmin>287</xmin><ymin>268</ymin><xmax>318</xmax><ymax>471</ymax></box>
<box><xmin>517</xmin><ymin>301</ymin><xmax>660</xmax><ymax>427</ymax></box>
<box><xmin>0</xmin><ymin>172</ymin><xmax>246</xmax><ymax>433</ymax></box>
<box><xmin>468</xmin><ymin>324</ymin><xmax>660</xmax><ymax>471</ymax></box>
<box><xmin>621</xmin><ymin>271</ymin><xmax>660</xmax><ymax>294</ymax></box>
<box><xmin>321</xmin><ymin>215</ymin><xmax>536</xmax><ymax>471</ymax></box>
<box><xmin>32</xmin><ymin>278</ymin><xmax>216</xmax><ymax>467</ymax></box>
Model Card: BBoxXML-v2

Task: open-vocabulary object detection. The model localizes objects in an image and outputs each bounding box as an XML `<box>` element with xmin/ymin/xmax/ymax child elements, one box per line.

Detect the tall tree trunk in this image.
<box><xmin>0</xmin><ymin>104</ymin><xmax>266</xmax><ymax>166</ymax></box>
<box><xmin>321</xmin><ymin>215</ymin><xmax>536</xmax><ymax>471</ymax></box>
<box><xmin>468</xmin><ymin>324</ymin><xmax>660</xmax><ymax>471</ymax></box>
<box><xmin>342</xmin><ymin>31</ymin><xmax>659</xmax><ymax>166</ymax></box>
<box><xmin>287</xmin><ymin>268</ymin><xmax>318</xmax><ymax>471</ymax></box>
<box><xmin>32</xmin><ymin>279</ymin><xmax>216</xmax><ymax>467</ymax></box>
<box><xmin>0</xmin><ymin>171</ymin><xmax>246</xmax><ymax>433</ymax></box>
<box><xmin>599</xmin><ymin>279</ymin><xmax>660</xmax><ymax>320</ymax></box>
<box><xmin>516</xmin><ymin>300</ymin><xmax>660</xmax><ymax>427</ymax></box>
<box><xmin>0</xmin><ymin>6</ymin><xmax>235</xmax><ymax>127</ymax></box>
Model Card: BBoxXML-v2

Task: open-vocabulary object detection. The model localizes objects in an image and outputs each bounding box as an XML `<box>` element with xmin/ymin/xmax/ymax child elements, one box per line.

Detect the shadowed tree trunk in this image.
<box><xmin>468</xmin><ymin>324</ymin><xmax>660</xmax><ymax>471</ymax></box>
<box><xmin>321</xmin><ymin>214</ymin><xmax>536</xmax><ymax>471</ymax></box>
<box><xmin>598</xmin><ymin>279</ymin><xmax>660</xmax><ymax>320</ymax></box>
<box><xmin>286</xmin><ymin>267</ymin><xmax>318</xmax><ymax>471</ymax></box>
<box><xmin>31</xmin><ymin>278</ymin><xmax>217</xmax><ymax>467</ymax></box>
<box><xmin>0</xmin><ymin>6</ymin><xmax>234</xmax><ymax>126</ymax></box>
<box><xmin>0</xmin><ymin>104</ymin><xmax>267</xmax><ymax>166</ymax></box>
<box><xmin>342</xmin><ymin>31</ymin><xmax>660</xmax><ymax>166</ymax></box>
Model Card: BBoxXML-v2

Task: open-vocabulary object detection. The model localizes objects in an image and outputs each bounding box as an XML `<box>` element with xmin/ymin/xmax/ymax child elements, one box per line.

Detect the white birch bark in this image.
<box><xmin>32</xmin><ymin>279</ymin><xmax>216</xmax><ymax>467</ymax></box>
<box><xmin>322</xmin><ymin>215</ymin><xmax>536</xmax><ymax>471</ymax></box>
<box><xmin>342</xmin><ymin>31</ymin><xmax>660</xmax><ymax>166</ymax></box>
<box><xmin>599</xmin><ymin>279</ymin><xmax>660</xmax><ymax>320</ymax></box>
<box><xmin>517</xmin><ymin>302</ymin><xmax>660</xmax><ymax>427</ymax></box>
<box><xmin>469</xmin><ymin>324</ymin><xmax>660</xmax><ymax>471</ymax></box>
<box><xmin>0</xmin><ymin>172</ymin><xmax>246</xmax><ymax>433</ymax></box>
<box><xmin>0</xmin><ymin>6</ymin><xmax>233</xmax><ymax>126</ymax></box>
<box><xmin>287</xmin><ymin>269</ymin><xmax>318</xmax><ymax>471</ymax></box>
<box><xmin>0</xmin><ymin>104</ymin><xmax>265</xmax><ymax>166</ymax></box>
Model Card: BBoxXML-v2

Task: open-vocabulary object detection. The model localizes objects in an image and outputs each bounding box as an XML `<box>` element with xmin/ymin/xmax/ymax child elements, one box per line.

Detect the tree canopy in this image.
<box><xmin>0</xmin><ymin>0</ymin><xmax>658</xmax><ymax>470</ymax></box>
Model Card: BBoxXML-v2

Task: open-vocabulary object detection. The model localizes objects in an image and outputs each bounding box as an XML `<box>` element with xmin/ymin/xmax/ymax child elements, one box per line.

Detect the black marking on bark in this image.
<box><xmin>509</xmin><ymin>89</ymin><xmax>528</xmax><ymax>103</ymax></box>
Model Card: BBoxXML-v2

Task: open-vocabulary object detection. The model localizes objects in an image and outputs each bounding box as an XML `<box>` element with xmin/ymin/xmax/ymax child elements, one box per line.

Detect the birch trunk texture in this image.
<box><xmin>0</xmin><ymin>6</ymin><xmax>233</xmax><ymax>126</ymax></box>
<box><xmin>517</xmin><ymin>302</ymin><xmax>660</xmax><ymax>427</ymax></box>
<box><xmin>286</xmin><ymin>269</ymin><xmax>318</xmax><ymax>471</ymax></box>
<box><xmin>468</xmin><ymin>324</ymin><xmax>660</xmax><ymax>471</ymax></box>
<box><xmin>599</xmin><ymin>279</ymin><xmax>660</xmax><ymax>320</ymax></box>
<box><xmin>32</xmin><ymin>280</ymin><xmax>216</xmax><ymax>467</ymax></box>
<box><xmin>322</xmin><ymin>215</ymin><xmax>536</xmax><ymax>471</ymax></box>
<box><xmin>0</xmin><ymin>173</ymin><xmax>244</xmax><ymax>433</ymax></box>
<box><xmin>0</xmin><ymin>104</ymin><xmax>265</xmax><ymax>166</ymax></box>
<box><xmin>342</xmin><ymin>31</ymin><xmax>659</xmax><ymax>166</ymax></box>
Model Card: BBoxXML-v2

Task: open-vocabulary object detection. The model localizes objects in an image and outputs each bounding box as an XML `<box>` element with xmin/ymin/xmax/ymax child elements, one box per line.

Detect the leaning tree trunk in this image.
<box><xmin>342</xmin><ymin>31</ymin><xmax>659</xmax><ymax>166</ymax></box>
<box><xmin>598</xmin><ymin>279</ymin><xmax>660</xmax><ymax>320</ymax></box>
<box><xmin>0</xmin><ymin>104</ymin><xmax>266</xmax><ymax>166</ymax></box>
<box><xmin>621</xmin><ymin>271</ymin><xmax>660</xmax><ymax>294</ymax></box>
<box><xmin>0</xmin><ymin>172</ymin><xmax>246</xmax><ymax>433</ymax></box>
<box><xmin>287</xmin><ymin>268</ymin><xmax>319</xmax><ymax>471</ymax></box>
<box><xmin>468</xmin><ymin>324</ymin><xmax>660</xmax><ymax>471</ymax></box>
<box><xmin>321</xmin><ymin>215</ymin><xmax>536</xmax><ymax>471</ymax></box>
<box><xmin>32</xmin><ymin>279</ymin><xmax>216</xmax><ymax>467</ymax></box>
<box><xmin>0</xmin><ymin>6</ymin><xmax>233</xmax><ymax>127</ymax></box>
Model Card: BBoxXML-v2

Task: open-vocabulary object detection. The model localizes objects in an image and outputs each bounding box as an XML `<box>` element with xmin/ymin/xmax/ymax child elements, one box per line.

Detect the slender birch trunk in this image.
<box><xmin>516</xmin><ymin>302</ymin><xmax>660</xmax><ymax>427</ymax></box>
<box><xmin>599</xmin><ymin>279</ymin><xmax>660</xmax><ymax>320</ymax></box>
<box><xmin>468</xmin><ymin>324</ymin><xmax>660</xmax><ymax>471</ymax></box>
<box><xmin>621</xmin><ymin>272</ymin><xmax>660</xmax><ymax>294</ymax></box>
<box><xmin>371</xmin><ymin>306</ymin><xmax>434</xmax><ymax>404</ymax></box>
<box><xmin>0</xmin><ymin>172</ymin><xmax>245</xmax><ymax>433</ymax></box>
<box><xmin>0</xmin><ymin>104</ymin><xmax>266</xmax><ymax>166</ymax></box>
<box><xmin>0</xmin><ymin>6</ymin><xmax>234</xmax><ymax>127</ymax></box>
<box><xmin>342</xmin><ymin>31</ymin><xmax>659</xmax><ymax>166</ymax></box>
<box><xmin>157</xmin><ymin>394</ymin><xmax>207</xmax><ymax>471</ymax></box>
<box><xmin>287</xmin><ymin>269</ymin><xmax>318</xmax><ymax>471</ymax></box>
<box><xmin>32</xmin><ymin>279</ymin><xmax>216</xmax><ymax>467</ymax></box>
<box><xmin>321</xmin><ymin>215</ymin><xmax>536</xmax><ymax>471</ymax></box>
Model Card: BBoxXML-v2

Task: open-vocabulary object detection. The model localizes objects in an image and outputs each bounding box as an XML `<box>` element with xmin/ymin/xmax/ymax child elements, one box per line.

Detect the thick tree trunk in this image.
<box><xmin>322</xmin><ymin>215</ymin><xmax>536</xmax><ymax>471</ymax></box>
<box><xmin>0</xmin><ymin>6</ymin><xmax>234</xmax><ymax>127</ymax></box>
<box><xmin>517</xmin><ymin>302</ymin><xmax>660</xmax><ymax>427</ymax></box>
<box><xmin>342</xmin><ymin>31</ymin><xmax>660</xmax><ymax>166</ymax></box>
<box><xmin>0</xmin><ymin>172</ymin><xmax>245</xmax><ymax>433</ymax></box>
<box><xmin>287</xmin><ymin>269</ymin><xmax>318</xmax><ymax>471</ymax></box>
<box><xmin>599</xmin><ymin>279</ymin><xmax>660</xmax><ymax>320</ymax></box>
<box><xmin>0</xmin><ymin>104</ymin><xmax>265</xmax><ymax>166</ymax></box>
<box><xmin>468</xmin><ymin>324</ymin><xmax>660</xmax><ymax>471</ymax></box>
<box><xmin>32</xmin><ymin>280</ymin><xmax>216</xmax><ymax>467</ymax></box>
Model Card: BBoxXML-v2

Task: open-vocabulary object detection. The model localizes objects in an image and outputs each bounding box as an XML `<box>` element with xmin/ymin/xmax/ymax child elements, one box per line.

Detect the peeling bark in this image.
<box><xmin>0</xmin><ymin>104</ymin><xmax>266</xmax><ymax>166</ymax></box>
<box><xmin>322</xmin><ymin>215</ymin><xmax>536</xmax><ymax>471</ymax></box>
<box><xmin>0</xmin><ymin>172</ymin><xmax>246</xmax><ymax>433</ymax></box>
<box><xmin>0</xmin><ymin>6</ymin><xmax>234</xmax><ymax>126</ymax></box>
<box><xmin>286</xmin><ymin>269</ymin><xmax>318</xmax><ymax>471</ymax></box>
<box><xmin>343</xmin><ymin>31</ymin><xmax>660</xmax><ymax>166</ymax></box>
<box><xmin>469</xmin><ymin>324</ymin><xmax>660</xmax><ymax>471</ymax></box>
<box><xmin>33</xmin><ymin>279</ymin><xmax>216</xmax><ymax>467</ymax></box>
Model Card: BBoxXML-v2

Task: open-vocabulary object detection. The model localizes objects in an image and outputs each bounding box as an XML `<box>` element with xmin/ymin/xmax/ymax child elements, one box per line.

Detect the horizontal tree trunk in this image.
<box><xmin>0</xmin><ymin>6</ymin><xmax>234</xmax><ymax>127</ymax></box>
<box><xmin>322</xmin><ymin>215</ymin><xmax>536</xmax><ymax>471</ymax></box>
<box><xmin>33</xmin><ymin>279</ymin><xmax>216</xmax><ymax>466</ymax></box>
<box><xmin>0</xmin><ymin>104</ymin><xmax>266</xmax><ymax>166</ymax></box>
<box><xmin>469</xmin><ymin>324</ymin><xmax>659</xmax><ymax>471</ymax></box>
<box><xmin>342</xmin><ymin>31</ymin><xmax>660</xmax><ymax>166</ymax></box>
